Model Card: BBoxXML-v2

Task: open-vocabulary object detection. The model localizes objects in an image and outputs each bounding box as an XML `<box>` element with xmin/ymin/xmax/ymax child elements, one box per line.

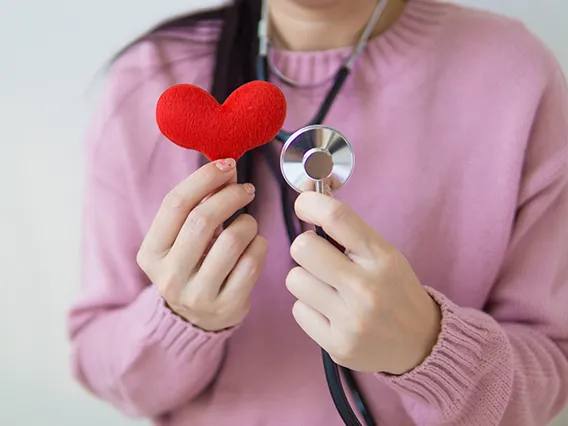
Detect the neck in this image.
<box><xmin>267</xmin><ymin>0</ymin><xmax>406</xmax><ymax>52</ymax></box>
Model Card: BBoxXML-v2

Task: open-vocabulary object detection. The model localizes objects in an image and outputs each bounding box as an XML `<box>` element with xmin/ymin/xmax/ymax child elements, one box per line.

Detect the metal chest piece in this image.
<box><xmin>279</xmin><ymin>125</ymin><xmax>355</xmax><ymax>194</ymax></box>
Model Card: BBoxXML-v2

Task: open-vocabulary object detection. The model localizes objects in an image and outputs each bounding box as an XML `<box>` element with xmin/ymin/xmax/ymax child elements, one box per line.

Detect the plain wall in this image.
<box><xmin>0</xmin><ymin>1</ymin><xmax>566</xmax><ymax>425</ymax></box>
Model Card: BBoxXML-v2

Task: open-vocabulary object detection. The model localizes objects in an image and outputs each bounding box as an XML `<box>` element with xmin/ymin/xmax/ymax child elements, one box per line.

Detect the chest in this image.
<box><xmin>249</xmin><ymin>85</ymin><xmax>525</xmax><ymax>310</ymax></box>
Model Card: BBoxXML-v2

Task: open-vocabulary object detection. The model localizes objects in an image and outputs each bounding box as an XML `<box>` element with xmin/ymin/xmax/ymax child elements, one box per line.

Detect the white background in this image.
<box><xmin>0</xmin><ymin>1</ymin><xmax>566</xmax><ymax>425</ymax></box>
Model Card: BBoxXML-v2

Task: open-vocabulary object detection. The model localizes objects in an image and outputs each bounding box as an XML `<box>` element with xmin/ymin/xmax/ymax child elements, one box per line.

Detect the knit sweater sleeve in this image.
<box><xmin>375</xmin><ymin>43</ymin><xmax>568</xmax><ymax>426</ymax></box>
<box><xmin>66</xmin><ymin>37</ymin><xmax>235</xmax><ymax>418</ymax></box>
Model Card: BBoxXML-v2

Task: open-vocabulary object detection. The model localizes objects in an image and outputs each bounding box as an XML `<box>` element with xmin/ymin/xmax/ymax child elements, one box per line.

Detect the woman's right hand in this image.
<box><xmin>136</xmin><ymin>158</ymin><xmax>268</xmax><ymax>332</ymax></box>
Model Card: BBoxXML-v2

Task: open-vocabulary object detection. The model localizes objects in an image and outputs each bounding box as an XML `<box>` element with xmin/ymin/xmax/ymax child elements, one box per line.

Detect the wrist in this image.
<box><xmin>418</xmin><ymin>295</ymin><xmax>442</xmax><ymax>363</ymax></box>
<box><xmin>393</xmin><ymin>294</ymin><xmax>442</xmax><ymax>376</ymax></box>
<box><xmin>162</xmin><ymin>298</ymin><xmax>243</xmax><ymax>333</ymax></box>
<box><xmin>413</xmin><ymin>295</ymin><xmax>441</xmax><ymax>371</ymax></box>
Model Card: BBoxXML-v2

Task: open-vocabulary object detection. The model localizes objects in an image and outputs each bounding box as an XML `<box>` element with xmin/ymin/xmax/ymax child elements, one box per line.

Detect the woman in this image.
<box><xmin>67</xmin><ymin>0</ymin><xmax>568</xmax><ymax>424</ymax></box>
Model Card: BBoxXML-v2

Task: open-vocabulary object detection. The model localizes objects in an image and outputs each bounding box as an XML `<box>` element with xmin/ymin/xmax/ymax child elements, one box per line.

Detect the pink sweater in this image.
<box><xmin>67</xmin><ymin>1</ymin><xmax>568</xmax><ymax>425</ymax></box>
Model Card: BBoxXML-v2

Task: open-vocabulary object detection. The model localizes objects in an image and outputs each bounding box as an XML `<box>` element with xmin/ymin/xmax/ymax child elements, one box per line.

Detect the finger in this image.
<box><xmin>327</xmin><ymin>175</ymin><xmax>342</xmax><ymax>192</ymax></box>
<box><xmin>298</xmin><ymin>180</ymin><xmax>316</xmax><ymax>192</ymax></box>
<box><xmin>194</xmin><ymin>214</ymin><xmax>258</xmax><ymax>299</ymax></box>
<box><xmin>285</xmin><ymin>266</ymin><xmax>343</xmax><ymax>320</ymax></box>
<box><xmin>142</xmin><ymin>159</ymin><xmax>237</xmax><ymax>256</ymax></box>
<box><xmin>169</xmin><ymin>182</ymin><xmax>256</xmax><ymax>271</ymax></box>
<box><xmin>201</xmin><ymin>225</ymin><xmax>223</xmax><ymax>257</ymax></box>
<box><xmin>290</xmin><ymin>231</ymin><xmax>354</xmax><ymax>290</ymax></box>
<box><xmin>291</xmin><ymin>300</ymin><xmax>335</xmax><ymax>352</ymax></box>
<box><xmin>218</xmin><ymin>235</ymin><xmax>268</xmax><ymax>305</ymax></box>
<box><xmin>294</xmin><ymin>192</ymin><xmax>388</xmax><ymax>259</ymax></box>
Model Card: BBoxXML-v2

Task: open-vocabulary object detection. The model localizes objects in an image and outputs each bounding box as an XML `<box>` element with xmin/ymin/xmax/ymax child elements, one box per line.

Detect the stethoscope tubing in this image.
<box><xmin>256</xmin><ymin>56</ymin><xmax>351</xmax><ymax>142</ymax></box>
<box><xmin>257</xmin><ymin>53</ymin><xmax>376</xmax><ymax>426</ymax></box>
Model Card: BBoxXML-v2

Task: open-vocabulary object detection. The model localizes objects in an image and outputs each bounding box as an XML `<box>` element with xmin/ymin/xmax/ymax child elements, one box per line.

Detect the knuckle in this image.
<box><xmin>374</xmin><ymin>247</ymin><xmax>400</xmax><ymax>275</ymax></box>
<box><xmin>197</xmin><ymin>165</ymin><xmax>216</xmax><ymax>182</ymax></box>
<box><xmin>159</xmin><ymin>267</ymin><xmax>183</xmax><ymax>293</ymax></box>
<box><xmin>290</xmin><ymin>232</ymin><xmax>311</xmax><ymax>258</ymax></box>
<box><xmin>162</xmin><ymin>189</ymin><xmax>185</xmax><ymax>210</ymax></box>
<box><xmin>349</xmin><ymin>275</ymin><xmax>370</xmax><ymax>297</ymax></box>
<box><xmin>213</xmin><ymin>300</ymin><xmax>233</xmax><ymax>319</ymax></box>
<box><xmin>222</xmin><ymin>215</ymin><xmax>258</xmax><ymax>252</ymax></box>
<box><xmin>189</xmin><ymin>167</ymin><xmax>217</xmax><ymax>194</ymax></box>
<box><xmin>350</xmin><ymin>277</ymin><xmax>381</xmax><ymax>312</ymax></box>
<box><xmin>234</xmin><ymin>236</ymin><xmax>269</xmax><ymax>279</ymax></box>
<box><xmin>185</xmin><ymin>209</ymin><xmax>214</xmax><ymax>234</ymax></box>
<box><xmin>286</xmin><ymin>266</ymin><xmax>304</xmax><ymax>289</ymax></box>
<box><xmin>240</xmin><ymin>214</ymin><xmax>258</xmax><ymax>233</ymax></box>
<box><xmin>254</xmin><ymin>235</ymin><xmax>269</xmax><ymax>254</ymax></box>
<box><xmin>240</xmin><ymin>256</ymin><xmax>261</xmax><ymax>278</ymax></box>
<box><xmin>183</xmin><ymin>288</ymin><xmax>206</xmax><ymax>311</ymax></box>
<box><xmin>226</xmin><ymin>183</ymin><xmax>246</xmax><ymax>200</ymax></box>
<box><xmin>334</xmin><ymin>333</ymin><xmax>358</xmax><ymax>361</ymax></box>
<box><xmin>136</xmin><ymin>248</ymin><xmax>149</xmax><ymax>270</ymax></box>
<box><xmin>221</xmin><ymin>228</ymin><xmax>244</xmax><ymax>253</ymax></box>
<box><xmin>363</xmin><ymin>292</ymin><xmax>382</xmax><ymax>314</ymax></box>
<box><xmin>349</xmin><ymin>313</ymin><xmax>372</xmax><ymax>338</ymax></box>
<box><xmin>326</xmin><ymin>199</ymin><xmax>350</xmax><ymax>224</ymax></box>
<box><xmin>217</xmin><ymin>294</ymin><xmax>250</xmax><ymax>319</ymax></box>
<box><xmin>160</xmin><ymin>285</ymin><xmax>180</xmax><ymax>305</ymax></box>
<box><xmin>383</xmin><ymin>249</ymin><xmax>400</xmax><ymax>269</ymax></box>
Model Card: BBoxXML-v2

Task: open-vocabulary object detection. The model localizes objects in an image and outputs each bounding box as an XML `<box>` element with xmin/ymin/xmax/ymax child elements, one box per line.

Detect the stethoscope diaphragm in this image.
<box><xmin>279</xmin><ymin>125</ymin><xmax>355</xmax><ymax>195</ymax></box>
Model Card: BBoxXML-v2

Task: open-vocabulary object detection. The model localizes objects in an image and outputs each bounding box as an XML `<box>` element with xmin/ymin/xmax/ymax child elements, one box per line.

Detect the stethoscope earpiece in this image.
<box><xmin>280</xmin><ymin>125</ymin><xmax>355</xmax><ymax>195</ymax></box>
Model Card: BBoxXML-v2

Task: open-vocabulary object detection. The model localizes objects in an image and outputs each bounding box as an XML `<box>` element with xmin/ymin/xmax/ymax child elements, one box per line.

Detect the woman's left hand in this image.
<box><xmin>286</xmin><ymin>191</ymin><xmax>442</xmax><ymax>375</ymax></box>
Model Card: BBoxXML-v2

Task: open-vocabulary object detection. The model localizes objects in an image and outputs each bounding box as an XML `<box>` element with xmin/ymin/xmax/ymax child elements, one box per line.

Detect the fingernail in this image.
<box><xmin>324</xmin><ymin>184</ymin><xmax>332</xmax><ymax>196</ymax></box>
<box><xmin>216</xmin><ymin>158</ymin><xmax>235</xmax><ymax>171</ymax></box>
<box><xmin>243</xmin><ymin>183</ymin><xmax>256</xmax><ymax>194</ymax></box>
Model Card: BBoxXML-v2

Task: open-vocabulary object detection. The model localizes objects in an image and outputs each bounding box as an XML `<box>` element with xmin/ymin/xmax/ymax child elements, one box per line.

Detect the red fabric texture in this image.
<box><xmin>156</xmin><ymin>81</ymin><xmax>287</xmax><ymax>161</ymax></box>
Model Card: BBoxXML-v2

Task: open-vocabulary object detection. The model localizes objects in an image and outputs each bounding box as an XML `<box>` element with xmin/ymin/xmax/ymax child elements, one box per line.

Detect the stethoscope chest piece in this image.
<box><xmin>280</xmin><ymin>125</ymin><xmax>355</xmax><ymax>194</ymax></box>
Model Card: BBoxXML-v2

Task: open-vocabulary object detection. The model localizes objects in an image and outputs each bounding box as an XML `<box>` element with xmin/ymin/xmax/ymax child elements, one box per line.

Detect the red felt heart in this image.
<box><xmin>156</xmin><ymin>81</ymin><xmax>287</xmax><ymax>161</ymax></box>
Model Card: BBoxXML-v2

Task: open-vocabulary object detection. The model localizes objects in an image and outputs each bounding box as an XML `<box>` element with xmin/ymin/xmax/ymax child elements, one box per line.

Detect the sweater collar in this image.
<box><xmin>269</xmin><ymin>0</ymin><xmax>450</xmax><ymax>88</ymax></box>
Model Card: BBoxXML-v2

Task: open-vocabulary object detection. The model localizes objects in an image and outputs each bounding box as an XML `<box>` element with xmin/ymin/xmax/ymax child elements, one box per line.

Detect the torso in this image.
<box><xmin>123</xmin><ymin>2</ymin><xmax>550</xmax><ymax>423</ymax></box>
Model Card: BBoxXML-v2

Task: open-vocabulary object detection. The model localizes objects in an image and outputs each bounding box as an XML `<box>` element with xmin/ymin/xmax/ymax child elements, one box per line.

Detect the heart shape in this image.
<box><xmin>156</xmin><ymin>81</ymin><xmax>287</xmax><ymax>161</ymax></box>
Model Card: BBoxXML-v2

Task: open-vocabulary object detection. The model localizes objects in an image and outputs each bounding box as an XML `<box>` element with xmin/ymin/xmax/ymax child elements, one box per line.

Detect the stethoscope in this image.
<box><xmin>256</xmin><ymin>0</ymin><xmax>390</xmax><ymax>425</ymax></box>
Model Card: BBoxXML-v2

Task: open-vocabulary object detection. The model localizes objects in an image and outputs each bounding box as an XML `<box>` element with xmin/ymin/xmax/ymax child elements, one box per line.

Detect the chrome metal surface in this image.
<box><xmin>259</xmin><ymin>0</ymin><xmax>390</xmax><ymax>87</ymax></box>
<box><xmin>280</xmin><ymin>125</ymin><xmax>354</xmax><ymax>193</ymax></box>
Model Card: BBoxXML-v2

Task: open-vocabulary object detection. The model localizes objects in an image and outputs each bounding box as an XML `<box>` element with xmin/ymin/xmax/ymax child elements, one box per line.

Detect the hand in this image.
<box><xmin>137</xmin><ymin>159</ymin><xmax>268</xmax><ymax>332</ymax></box>
<box><xmin>286</xmin><ymin>192</ymin><xmax>441</xmax><ymax>375</ymax></box>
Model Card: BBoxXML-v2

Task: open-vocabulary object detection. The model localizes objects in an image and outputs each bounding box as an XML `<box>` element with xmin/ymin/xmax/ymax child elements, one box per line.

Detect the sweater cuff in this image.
<box><xmin>128</xmin><ymin>285</ymin><xmax>238</xmax><ymax>361</ymax></box>
<box><xmin>375</xmin><ymin>286</ymin><xmax>510</xmax><ymax>418</ymax></box>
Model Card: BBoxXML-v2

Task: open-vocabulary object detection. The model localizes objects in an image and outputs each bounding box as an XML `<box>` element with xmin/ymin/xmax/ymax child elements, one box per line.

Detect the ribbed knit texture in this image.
<box><xmin>67</xmin><ymin>1</ymin><xmax>568</xmax><ymax>425</ymax></box>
